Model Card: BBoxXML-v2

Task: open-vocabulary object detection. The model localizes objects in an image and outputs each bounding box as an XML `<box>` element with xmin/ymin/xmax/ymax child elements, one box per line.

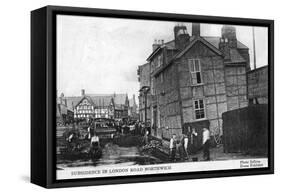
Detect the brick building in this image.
<box><xmin>138</xmin><ymin>63</ymin><xmax>152</xmax><ymax>122</ymax></box>
<box><xmin>247</xmin><ymin>66</ymin><xmax>268</xmax><ymax>104</ymax></box>
<box><xmin>128</xmin><ymin>94</ymin><xmax>139</xmax><ymax>120</ymax></box>
<box><xmin>140</xmin><ymin>23</ymin><xmax>250</xmax><ymax>140</ymax></box>
<box><xmin>56</xmin><ymin>93</ymin><xmax>74</xmax><ymax>125</ymax></box>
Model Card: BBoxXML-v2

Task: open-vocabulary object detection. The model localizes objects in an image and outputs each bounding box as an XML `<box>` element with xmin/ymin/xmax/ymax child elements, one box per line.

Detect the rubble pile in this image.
<box><xmin>142</xmin><ymin>140</ymin><xmax>163</xmax><ymax>152</ymax></box>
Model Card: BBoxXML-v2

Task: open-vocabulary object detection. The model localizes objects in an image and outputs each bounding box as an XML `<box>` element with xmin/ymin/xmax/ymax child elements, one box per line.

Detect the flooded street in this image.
<box><xmin>57</xmin><ymin>142</ymin><xmax>163</xmax><ymax>169</ymax></box>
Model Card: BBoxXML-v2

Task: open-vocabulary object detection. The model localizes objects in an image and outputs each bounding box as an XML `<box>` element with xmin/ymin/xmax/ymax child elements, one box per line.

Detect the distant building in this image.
<box><xmin>247</xmin><ymin>66</ymin><xmax>268</xmax><ymax>104</ymax></box>
<box><xmin>128</xmin><ymin>94</ymin><xmax>139</xmax><ymax>120</ymax></box>
<box><xmin>59</xmin><ymin>89</ymin><xmax>130</xmax><ymax>120</ymax></box>
<box><xmin>56</xmin><ymin>93</ymin><xmax>74</xmax><ymax>125</ymax></box>
<box><xmin>140</xmin><ymin>23</ymin><xmax>250</xmax><ymax>139</ymax></box>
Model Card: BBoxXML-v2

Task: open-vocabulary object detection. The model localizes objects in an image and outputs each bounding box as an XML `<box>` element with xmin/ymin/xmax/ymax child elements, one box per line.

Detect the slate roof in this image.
<box><xmin>175</xmin><ymin>36</ymin><xmax>223</xmax><ymax>59</ymax></box>
<box><xmin>111</xmin><ymin>94</ymin><xmax>127</xmax><ymax>105</ymax></box>
<box><xmin>147</xmin><ymin>40</ymin><xmax>176</xmax><ymax>61</ymax></box>
<box><xmin>164</xmin><ymin>40</ymin><xmax>176</xmax><ymax>50</ymax></box>
<box><xmin>202</xmin><ymin>36</ymin><xmax>248</xmax><ymax>50</ymax></box>
<box><xmin>152</xmin><ymin>35</ymin><xmax>248</xmax><ymax>77</ymax></box>
<box><xmin>147</xmin><ymin>35</ymin><xmax>248</xmax><ymax>64</ymax></box>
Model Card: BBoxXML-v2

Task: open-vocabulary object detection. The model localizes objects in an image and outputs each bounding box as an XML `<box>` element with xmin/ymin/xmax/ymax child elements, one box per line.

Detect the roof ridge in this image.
<box><xmin>164</xmin><ymin>39</ymin><xmax>174</xmax><ymax>44</ymax></box>
<box><xmin>236</xmin><ymin>40</ymin><xmax>248</xmax><ymax>49</ymax></box>
<box><xmin>175</xmin><ymin>36</ymin><xmax>223</xmax><ymax>59</ymax></box>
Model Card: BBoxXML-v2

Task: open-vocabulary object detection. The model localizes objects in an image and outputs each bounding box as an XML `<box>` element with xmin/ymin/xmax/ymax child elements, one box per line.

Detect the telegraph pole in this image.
<box><xmin>252</xmin><ymin>27</ymin><xmax>257</xmax><ymax>69</ymax></box>
<box><xmin>144</xmin><ymin>93</ymin><xmax>147</xmax><ymax>125</ymax></box>
<box><xmin>252</xmin><ymin>27</ymin><xmax>259</xmax><ymax>104</ymax></box>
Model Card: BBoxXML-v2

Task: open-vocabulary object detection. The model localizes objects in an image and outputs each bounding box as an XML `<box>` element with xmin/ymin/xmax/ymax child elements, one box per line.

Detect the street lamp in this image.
<box><xmin>139</xmin><ymin>86</ymin><xmax>150</xmax><ymax>126</ymax></box>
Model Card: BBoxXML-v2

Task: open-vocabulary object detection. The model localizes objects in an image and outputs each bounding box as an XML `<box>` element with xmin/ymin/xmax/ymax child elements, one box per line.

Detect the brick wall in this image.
<box><xmin>247</xmin><ymin>66</ymin><xmax>268</xmax><ymax>104</ymax></box>
<box><xmin>150</xmin><ymin>40</ymin><xmax>251</xmax><ymax>139</ymax></box>
<box><xmin>225</xmin><ymin>65</ymin><xmax>248</xmax><ymax>110</ymax></box>
<box><xmin>178</xmin><ymin>42</ymin><xmax>226</xmax><ymax>136</ymax></box>
<box><xmin>155</xmin><ymin>63</ymin><xmax>182</xmax><ymax>139</ymax></box>
<box><xmin>138</xmin><ymin>63</ymin><xmax>152</xmax><ymax>122</ymax></box>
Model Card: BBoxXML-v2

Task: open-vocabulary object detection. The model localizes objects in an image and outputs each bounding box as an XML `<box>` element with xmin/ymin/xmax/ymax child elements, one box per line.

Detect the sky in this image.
<box><xmin>57</xmin><ymin>15</ymin><xmax>268</xmax><ymax>98</ymax></box>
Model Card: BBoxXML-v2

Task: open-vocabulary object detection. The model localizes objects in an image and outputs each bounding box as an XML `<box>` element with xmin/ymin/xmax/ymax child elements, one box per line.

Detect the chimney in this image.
<box><xmin>152</xmin><ymin>39</ymin><xmax>161</xmax><ymax>51</ymax></box>
<box><xmin>81</xmin><ymin>89</ymin><xmax>85</xmax><ymax>96</ymax></box>
<box><xmin>192</xmin><ymin>23</ymin><xmax>200</xmax><ymax>36</ymax></box>
<box><xmin>219</xmin><ymin>25</ymin><xmax>238</xmax><ymax>60</ymax></box>
<box><xmin>174</xmin><ymin>25</ymin><xmax>190</xmax><ymax>50</ymax></box>
<box><xmin>221</xmin><ymin>25</ymin><xmax>237</xmax><ymax>48</ymax></box>
<box><xmin>219</xmin><ymin>38</ymin><xmax>230</xmax><ymax>60</ymax></box>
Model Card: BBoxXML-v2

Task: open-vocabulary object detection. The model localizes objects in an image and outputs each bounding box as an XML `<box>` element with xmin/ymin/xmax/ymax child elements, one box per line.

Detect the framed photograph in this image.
<box><xmin>31</xmin><ymin>5</ymin><xmax>274</xmax><ymax>188</ymax></box>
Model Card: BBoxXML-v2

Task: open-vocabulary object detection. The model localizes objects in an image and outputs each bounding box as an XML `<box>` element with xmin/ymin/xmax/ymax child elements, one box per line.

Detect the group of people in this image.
<box><xmin>169</xmin><ymin>134</ymin><xmax>189</xmax><ymax>161</ymax></box>
<box><xmin>169</xmin><ymin>128</ymin><xmax>210</xmax><ymax>162</ymax></box>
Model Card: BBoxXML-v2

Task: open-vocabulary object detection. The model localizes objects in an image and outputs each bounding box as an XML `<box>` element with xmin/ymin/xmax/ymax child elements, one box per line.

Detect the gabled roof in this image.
<box><xmin>147</xmin><ymin>36</ymin><xmax>248</xmax><ymax>62</ymax></box>
<box><xmin>146</xmin><ymin>40</ymin><xmax>176</xmax><ymax>61</ymax></box>
<box><xmin>164</xmin><ymin>40</ymin><xmax>176</xmax><ymax>50</ymax></box>
<box><xmin>175</xmin><ymin>36</ymin><xmax>223</xmax><ymax>59</ymax></box>
<box><xmin>147</xmin><ymin>36</ymin><xmax>249</xmax><ymax>61</ymax></box>
<box><xmin>74</xmin><ymin>95</ymin><xmax>95</xmax><ymax>108</ymax></box>
<box><xmin>152</xmin><ymin>36</ymin><xmax>248</xmax><ymax>77</ymax></box>
<box><xmin>64</xmin><ymin>93</ymin><xmax>128</xmax><ymax>109</ymax></box>
<box><xmin>91</xmin><ymin>96</ymin><xmax>112</xmax><ymax>107</ymax></box>
<box><xmin>64</xmin><ymin>96</ymin><xmax>81</xmax><ymax>110</ymax></box>
<box><xmin>202</xmin><ymin>36</ymin><xmax>248</xmax><ymax>50</ymax></box>
<box><xmin>112</xmin><ymin>94</ymin><xmax>127</xmax><ymax>105</ymax></box>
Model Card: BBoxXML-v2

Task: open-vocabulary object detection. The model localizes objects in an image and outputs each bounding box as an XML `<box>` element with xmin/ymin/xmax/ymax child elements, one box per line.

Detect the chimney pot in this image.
<box><xmin>81</xmin><ymin>89</ymin><xmax>85</xmax><ymax>96</ymax></box>
<box><xmin>192</xmin><ymin>23</ymin><xmax>200</xmax><ymax>36</ymax></box>
<box><xmin>152</xmin><ymin>40</ymin><xmax>160</xmax><ymax>51</ymax></box>
<box><xmin>221</xmin><ymin>25</ymin><xmax>237</xmax><ymax>48</ymax></box>
<box><xmin>174</xmin><ymin>25</ymin><xmax>190</xmax><ymax>50</ymax></box>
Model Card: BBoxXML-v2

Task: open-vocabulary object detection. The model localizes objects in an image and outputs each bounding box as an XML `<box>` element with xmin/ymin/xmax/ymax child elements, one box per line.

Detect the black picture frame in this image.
<box><xmin>31</xmin><ymin>5</ymin><xmax>274</xmax><ymax>188</ymax></box>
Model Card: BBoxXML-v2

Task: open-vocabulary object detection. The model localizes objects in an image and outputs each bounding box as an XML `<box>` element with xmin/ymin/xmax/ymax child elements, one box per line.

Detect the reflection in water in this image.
<box><xmin>57</xmin><ymin>142</ymin><xmax>162</xmax><ymax>169</ymax></box>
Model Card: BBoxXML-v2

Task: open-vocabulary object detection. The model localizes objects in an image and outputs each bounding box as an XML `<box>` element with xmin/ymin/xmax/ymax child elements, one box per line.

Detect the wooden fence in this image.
<box><xmin>222</xmin><ymin>104</ymin><xmax>268</xmax><ymax>155</ymax></box>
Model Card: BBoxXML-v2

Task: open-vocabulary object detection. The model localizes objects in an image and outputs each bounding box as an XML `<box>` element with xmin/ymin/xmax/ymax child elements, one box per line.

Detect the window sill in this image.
<box><xmin>193</xmin><ymin>118</ymin><xmax>208</xmax><ymax>122</ymax></box>
<box><xmin>191</xmin><ymin>83</ymin><xmax>204</xmax><ymax>87</ymax></box>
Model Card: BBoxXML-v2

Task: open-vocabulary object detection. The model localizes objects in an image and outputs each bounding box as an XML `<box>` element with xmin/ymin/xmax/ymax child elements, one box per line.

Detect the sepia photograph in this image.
<box><xmin>55</xmin><ymin>14</ymin><xmax>269</xmax><ymax>180</ymax></box>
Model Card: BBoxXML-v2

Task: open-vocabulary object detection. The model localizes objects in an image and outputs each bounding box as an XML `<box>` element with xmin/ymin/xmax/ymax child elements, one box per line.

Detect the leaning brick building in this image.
<box><xmin>138</xmin><ymin>63</ymin><xmax>152</xmax><ymax>123</ymax></box>
<box><xmin>139</xmin><ymin>23</ymin><xmax>250</xmax><ymax>140</ymax></box>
